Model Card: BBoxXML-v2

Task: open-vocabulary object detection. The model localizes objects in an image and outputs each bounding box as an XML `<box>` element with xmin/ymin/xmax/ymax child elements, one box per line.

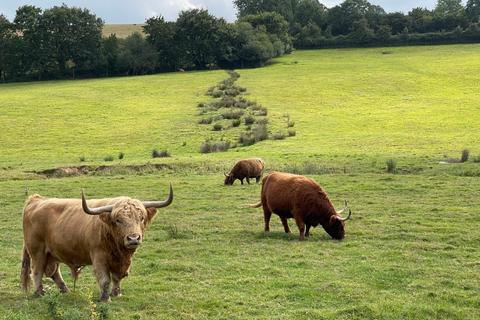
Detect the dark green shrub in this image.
<box><xmin>461</xmin><ymin>149</ymin><xmax>470</xmax><ymax>163</ymax></box>
<box><xmin>152</xmin><ymin>149</ymin><xmax>170</xmax><ymax>158</ymax></box>
<box><xmin>254</xmin><ymin>107</ymin><xmax>268</xmax><ymax>116</ymax></box>
<box><xmin>244</xmin><ymin>115</ymin><xmax>255</xmax><ymax>125</ymax></box>
<box><xmin>288</xmin><ymin>129</ymin><xmax>296</xmax><ymax>137</ymax></box>
<box><xmin>253</xmin><ymin>124</ymin><xmax>268</xmax><ymax>141</ymax></box>
<box><xmin>104</xmin><ymin>155</ymin><xmax>114</xmax><ymax>162</ymax></box>
<box><xmin>222</xmin><ymin>110</ymin><xmax>244</xmax><ymax>119</ymax></box>
<box><xmin>271</xmin><ymin>131</ymin><xmax>286</xmax><ymax>140</ymax></box>
<box><xmin>232</xmin><ymin>119</ymin><xmax>241</xmax><ymax>127</ymax></box>
<box><xmin>200</xmin><ymin>140</ymin><xmax>230</xmax><ymax>153</ymax></box>
<box><xmin>212</xmin><ymin>89</ymin><xmax>223</xmax><ymax>98</ymax></box>
<box><xmin>287</xmin><ymin>120</ymin><xmax>295</xmax><ymax>128</ymax></box>
<box><xmin>198</xmin><ymin>117</ymin><xmax>213</xmax><ymax>124</ymax></box>
<box><xmin>79</xmin><ymin>156</ymin><xmax>86</xmax><ymax>162</ymax></box>
<box><xmin>386</xmin><ymin>159</ymin><xmax>397</xmax><ymax>173</ymax></box>
<box><xmin>239</xmin><ymin>132</ymin><xmax>256</xmax><ymax>146</ymax></box>
<box><xmin>212</xmin><ymin>123</ymin><xmax>223</xmax><ymax>131</ymax></box>
<box><xmin>118</xmin><ymin>152</ymin><xmax>125</xmax><ymax>160</ymax></box>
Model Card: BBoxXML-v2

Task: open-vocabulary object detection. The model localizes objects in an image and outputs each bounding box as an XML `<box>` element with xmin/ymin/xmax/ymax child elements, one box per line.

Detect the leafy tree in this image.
<box><xmin>385</xmin><ymin>12</ymin><xmax>411</xmax><ymax>35</ymax></box>
<box><xmin>294</xmin><ymin>0</ymin><xmax>327</xmax><ymax>27</ymax></box>
<box><xmin>118</xmin><ymin>32</ymin><xmax>157</xmax><ymax>75</ymax></box>
<box><xmin>466</xmin><ymin>0</ymin><xmax>480</xmax><ymax>22</ymax></box>
<box><xmin>175</xmin><ymin>9</ymin><xmax>229</xmax><ymax>69</ymax></box>
<box><xmin>0</xmin><ymin>15</ymin><xmax>13</xmax><ymax>81</ymax></box>
<box><xmin>327</xmin><ymin>0</ymin><xmax>385</xmax><ymax>35</ymax></box>
<box><xmin>349</xmin><ymin>18</ymin><xmax>374</xmax><ymax>43</ymax></box>
<box><xmin>234</xmin><ymin>0</ymin><xmax>296</xmax><ymax>23</ymax></box>
<box><xmin>408</xmin><ymin>7</ymin><xmax>434</xmax><ymax>33</ymax></box>
<box><xmin>143</xmin><ymin>16</ymin><xmax>179</xmax><ymax>70</ymax></box>
<box><xmin>233</xmin><ymin>22</ymin><xmax>275</xmax><ymax>67</ymax></box>
<box><xmin>433</xmin><ymin>0</ymin><xmax>467</xmax><ymax>30</ymax></box>
<box><xmin>240</xmin><ymin>12</ymin><xmax>292</xmax><ymax>53</ymax></box>
<box><xmin>102</xmin><ymin>34</ymin><xmax>119</xmax><ymax>76</ymax></box>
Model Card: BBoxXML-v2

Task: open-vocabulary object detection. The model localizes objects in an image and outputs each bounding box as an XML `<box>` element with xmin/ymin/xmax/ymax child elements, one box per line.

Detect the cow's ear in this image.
<box><xmin>146</xmin><ymin>208</ymin><xmax>157</xmax><ymax>224</ymax></box>
<box><xmin>99</xmin><ymin>213</ymin><xmax>112</xmax><ymax>225</ymax></box>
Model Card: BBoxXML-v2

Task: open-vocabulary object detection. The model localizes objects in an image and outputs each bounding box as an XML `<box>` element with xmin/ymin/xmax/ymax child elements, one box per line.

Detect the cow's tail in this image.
<box><xmin>247</xmin><ymin>200</ymin><xmax>262</xmax><ymax>208</ymax></box>
<box><xmin>20</xmin><ymin>246</ymin><xmax>31</xmax><ymax>292</ymax></box>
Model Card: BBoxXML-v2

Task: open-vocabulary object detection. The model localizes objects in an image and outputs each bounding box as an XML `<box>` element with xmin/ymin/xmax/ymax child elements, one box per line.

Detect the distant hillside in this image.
<box><xmin>103</xmin><ymin>24</ymin><xmax>144</xmax><ymax>38</ymax></box>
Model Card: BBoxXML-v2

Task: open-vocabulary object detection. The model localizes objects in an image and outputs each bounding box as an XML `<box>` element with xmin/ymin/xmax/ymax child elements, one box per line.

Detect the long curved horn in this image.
<box><xmin>142</xmin><ymin>184</ymin><xmax>173</xmax><ymax>208</ymax></box>
<box><xmin>337</xmin><ymin>200</ymin><xmax>352</xmax><ymax>221</ymax></box>
<box><xmin>81</xmin><ymin>190</ymin><xmax>113</xmax><ymax>215</ymax></box>
<box><xmin>224</xmin><ymin>172</ymin><xmax>229</xmax><ymax>177</ymax></box>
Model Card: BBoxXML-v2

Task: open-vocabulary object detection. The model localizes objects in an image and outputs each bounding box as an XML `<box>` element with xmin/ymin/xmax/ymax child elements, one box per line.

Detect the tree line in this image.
<box><xmin>0</xmin><ymin>5</ymin><xmax>291</xmax><ymax>82</ymax></box>
<box><xmin>235</xmin><ymin>0</ymin><xmax>480</xmax><ymax>48</ymax></box>
<box><xmin>1</xmin><ymin>1</ymin><xmax>479</xmax><ymax>82</ymax></box>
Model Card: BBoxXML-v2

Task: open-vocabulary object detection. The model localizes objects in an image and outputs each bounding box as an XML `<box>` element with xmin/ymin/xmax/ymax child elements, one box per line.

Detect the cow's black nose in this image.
<box><xmin>127</xmin><ymin>234</ymin><xmax>141</xmax><ymax>242</ymax></box>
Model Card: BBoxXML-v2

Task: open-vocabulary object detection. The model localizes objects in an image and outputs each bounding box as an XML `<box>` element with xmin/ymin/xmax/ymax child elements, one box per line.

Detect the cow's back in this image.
<box><xmin>261</xmin><ymin>172</ymin><xmax>319</xmax><ymax>215</ymax></box>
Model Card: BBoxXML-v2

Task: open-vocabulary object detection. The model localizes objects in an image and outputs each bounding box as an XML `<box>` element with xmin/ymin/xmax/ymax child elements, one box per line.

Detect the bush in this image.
<box><xmin>473</xmin><ymin>155</ymin><xmax>480</xmax><ymax>163</ymax></box>
<box><xmin>234</xmin><ymin>100</ymin><xmax>249</xmax><ymax>109</ymax></box>
<box><xmin>287</xmin><ymin>120</ymin><xmax>295</xmax><ymax>128</ymax></box>
<box><xmin>225</xmin><ymin>88</ymin><xmax>240</xmax><ymax>97</ymax></box>
<box><xmin>212</xmin><ymin>89</ymin><xmax>223</xmax><ymax>98</ymax></box>
<box><xmin>198</xmin><ymin>117</ymin><xmax>213</xmax><ymax>124</ymax></box>
<box><xmin>254</xmin><ymin>107</ymin><xmax>268</xmax><ymax>116</ymax></box>
<box><xmin>461</xmin><ymin>149</ymin><xmax>470</xmax><ymax>163</ymax></box>
<box><xmin>222</xmin><ymin>97</ymin><xmax>236</xmax><ymax>108</ymax></box>
<box><xmin>104</xmin><ymin>155</ymin><xmax>114</xmax><ymax>162</ymax></box>
<box><xmin>244</xmin><ymin>115</ymin><xmax>255</xmax><ymax>125</ymax></box>
<box><xmin>222</xmin><ymin>109</ymin><xmax>244</xmax><ymax>119</ymax></box>
<box><xmin>239</xmin><ymin>132</ymin><xmax>256</xmax><ymax>146</ymax></box>
<box><xmin>386</xmin><ymin>159</ymin><xmax>397</xmax><ymax>173</ymax></box>
<box><xmin>79</xmin><ymin>156</ymin><xmax>86</xmax><ymax>162</ymax></box>
<box><xmin>212</xmin><ymin>123</ymin><xmax>223</xmax><ymax>131</ymax></box>
<box><xmin>152</xmin><ymin>149</ymin><xmax>171</xmax><ymax>158</ymax></box>
<box><xmin>271</xmin><ymin>131</ymin><xmax>286</xmax><ymax>140</ymax></box>
<box><xmin>232</xmin><ymin>119</ymin><xmax>241</xmax><ymax>127</ymax></box>
<box><xmin>288</xmin><ymin>129</ymin><xmax>296</xmax><ymax>137</ymax></box>
<box><xmin>255</xmin><ymin>118</ymin><xmax>269</xmax><ymax>125</ymax></box>
<box><xmin>200</xmin><ymin>140</ymin><xmax>230</xmax><ymax>153</ymax></box>
<box><xmin>118</xmin><ymin>152</ymin><xmax>125</xmax><ymax>160</ymax></box>
<box><xmin>253</xmin><ymin>124</ymin><xmax>268</xmax><ymax>141</ymax></box>
<box><xmin>197</xmin><ymin>102</ymin><xmax>206</xmax><ymax>108</ymax></box>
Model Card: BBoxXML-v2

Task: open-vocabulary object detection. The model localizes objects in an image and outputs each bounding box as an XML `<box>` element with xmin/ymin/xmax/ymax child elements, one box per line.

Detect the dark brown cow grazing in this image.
<box><xmin>249</xmin><ymin>172</ymin><xmax>351</xmax><ymax>240</ymax></box>
<box><xmin>21</xmin><ymin>185</ymin><xmax>173</xmax><ymax>301</ymax></box>
<box><xmin>224</xmin><ymin>158</ymin><xmax>265</xmax><ymax>185</ymax></box>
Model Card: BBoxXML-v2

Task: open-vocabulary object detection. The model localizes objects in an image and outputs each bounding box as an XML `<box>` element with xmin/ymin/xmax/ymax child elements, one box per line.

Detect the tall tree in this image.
<box><xmin>144</xmin><ymin>16</ymin><xmax>179</xmax><ymax>70</ymax></box>
<box><xmin>466</xmin><ymin>0</ymin><xmax>480</xmax><ymax>22</ymax></box>
<box><xmin>0</xmin><ymin>15</ymin><xmax>13</xmax><ymax>81</ymax></box>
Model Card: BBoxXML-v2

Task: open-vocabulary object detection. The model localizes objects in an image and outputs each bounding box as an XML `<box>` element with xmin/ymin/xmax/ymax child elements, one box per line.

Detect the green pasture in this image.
<box><xmin>0</xmin><ymin>44</ymin><xmax>479</xmax><ymax>319</ymax></box>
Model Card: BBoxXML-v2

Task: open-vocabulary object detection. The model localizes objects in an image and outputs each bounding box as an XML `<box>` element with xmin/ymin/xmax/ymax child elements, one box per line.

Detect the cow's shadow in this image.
<box><xmin>239</xmin><ymin>229</ymin><xmax>331</xmax><ymax>242</ymax></box>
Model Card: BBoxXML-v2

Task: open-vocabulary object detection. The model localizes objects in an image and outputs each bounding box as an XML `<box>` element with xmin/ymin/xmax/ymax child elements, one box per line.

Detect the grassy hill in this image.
<box><xmin>103</xmin><ymin>24</ymin><xmax>144</xmax><ymax>38</ymax></box>
<box><xmin>0</xmin><ymin>45</ymin><xmax>479</xmax><ymax>319</ymax></box>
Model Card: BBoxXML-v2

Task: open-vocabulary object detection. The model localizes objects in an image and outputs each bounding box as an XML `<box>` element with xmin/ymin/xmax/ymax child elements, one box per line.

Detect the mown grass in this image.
<box><xmin>1</xmin><ymin>44</ymin><xmax>480</xmax><ymax>319</ymax></box>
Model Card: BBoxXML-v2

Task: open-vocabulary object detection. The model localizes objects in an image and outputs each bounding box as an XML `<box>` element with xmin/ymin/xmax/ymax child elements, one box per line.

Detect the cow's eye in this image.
<box><xmin>116</xmin><ymin>219</ymin><xmax>122</xmax><ymax>225</ymax></box>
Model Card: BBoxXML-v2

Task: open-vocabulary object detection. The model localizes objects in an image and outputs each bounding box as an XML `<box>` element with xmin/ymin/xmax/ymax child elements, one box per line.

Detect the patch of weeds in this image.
<box><xmin>152</xmin><ymin>149</ymin><xmax>171</xmax><ymax>158</ymax></box>
<box><xmin>198</xmin><ymin>117</ymin><xmax>213</xmax><ymax>125</ymax></box>
<box><xmin>473</xmin><ymin>155</ymin><xmax>480</xmax><ymax>163</ymax></box>
<box><xmin>460</xmin><ymin>149</ymin><xmax>470</xmax><ymax>163</ymax></box>
<box><xmin>212</xmin><ymin>123</ymin><xmax>223</xmax><ymax>131</ymax></box>
<box><xmin>256</xmin><ymin>118</ymin><xmax>269</xmax><ymax>125</ymax></box>
<box><xmin>386</xmin><ymin>159</ymin><xmax>397</xmax><ymax>173</ymax></box>
<box><xmin>239</xmin><ymin>132</ymin><xmax>256</xmax><ymax>146</ymax></box>
<box><xmin>288</xmin><ymin>129</ymin><xmax>296</xmax><ymax>137</ymax></box>
<box><xmin>103</xmin><ymin>155</ymin><xmax>114</xmax><ymax>162</ymax></box>
<box><xmin>79</xmin><ymin>156</ymin><xmax>86</xmax><ymax>162</ymax></box>
<box><xmin>271</xmin><ymin>131</ymin><xmax>286</xmax><ymax>140</ymax></box>
<box><xmin>200</xmin><ymin>140</ymin><xmax>230</xmax><ymax>153</ymax></box>
<box><xmin>244</xmin><ymin>115</ymin><xmax>255</xmax><ymax>125</ymax></box>
<box><xmin>253</xmin><ymin>124</ymin><xmax>268</xmax><ymax>142</ymax></box>
<box><xmin>118</xmin><ymin>152</ymin><xmax>124</xmax><ymax>160</ymax></box>
<box><xmin>221</xmin><ymin>109</ymin><xmax>244</xmax><ymax>120</ymax></box>
<box><xmin>232</xmin><ymin>119</ymin><xmax>241</xmax><ymax>127</ymax></box>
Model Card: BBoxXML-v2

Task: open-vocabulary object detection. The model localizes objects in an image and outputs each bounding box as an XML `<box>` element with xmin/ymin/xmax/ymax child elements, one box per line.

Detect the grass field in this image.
<box><xmin>0</xmin><ymin>44</ymin><xmax>479</xmax><ymax>319</ymax></box>
<box><xmin>103</xmin><ymin>24</ymin><xmax>144</xmax><ymax>38</ymax></box>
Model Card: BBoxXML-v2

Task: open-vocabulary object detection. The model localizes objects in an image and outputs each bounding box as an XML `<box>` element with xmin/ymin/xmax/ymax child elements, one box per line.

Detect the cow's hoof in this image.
<box><xmin>34</xmin><ymin>287</ymin><xmax>46</xmax><ymax>297</ymax></box>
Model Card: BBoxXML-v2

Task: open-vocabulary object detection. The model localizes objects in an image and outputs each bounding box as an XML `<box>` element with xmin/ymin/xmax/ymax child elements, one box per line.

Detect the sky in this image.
<box><xmin>0</xmin><ymin>1</ymin><xmax>447</xmax><ymax>24</ymax></box>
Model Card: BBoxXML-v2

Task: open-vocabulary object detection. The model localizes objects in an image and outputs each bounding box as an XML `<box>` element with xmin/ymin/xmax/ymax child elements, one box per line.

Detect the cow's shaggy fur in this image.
<box><xmin>250</xmin><ymin>172</ymin><xmax>351</xmax><ymax>240</ymax></box>
<box><xmin>225</xmin><ymin>158</ymin><xmax>265</xmax><ymax>185</ymax></box>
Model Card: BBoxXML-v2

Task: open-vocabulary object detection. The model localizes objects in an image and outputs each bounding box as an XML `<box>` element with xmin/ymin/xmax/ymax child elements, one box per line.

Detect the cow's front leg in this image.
<box><xmin>92</xmin><ymin>255</ymin><xmax>111</xmax><ymax>302</ymax></box>
<box><xmin>111</xmin><ymin>274</ymin><xmax>124</xmax><ymax>297</ymax></box>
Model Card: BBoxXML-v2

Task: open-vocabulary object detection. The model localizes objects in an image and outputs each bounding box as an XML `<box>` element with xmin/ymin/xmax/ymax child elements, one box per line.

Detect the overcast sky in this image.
<box><xmin>1</xmin><ymin>1</ymin><xmax>447</xmax><ymax>24</ymax></box>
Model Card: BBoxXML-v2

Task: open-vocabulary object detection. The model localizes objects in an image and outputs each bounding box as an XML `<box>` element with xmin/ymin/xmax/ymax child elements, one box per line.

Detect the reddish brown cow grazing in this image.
<box><xmin>21</xmin><ymin>185</ymin><xmax>173</xmax><ymax>301</ymax></box>
<box><xmin>249</xmin><ymin>172</ymin><xmax>351</xmax><ymax>240</ymax></box>
<box><xmin>224</xmin><ymin>158</ymin><xmax>265</xmax><ymax>185</ymax></box>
